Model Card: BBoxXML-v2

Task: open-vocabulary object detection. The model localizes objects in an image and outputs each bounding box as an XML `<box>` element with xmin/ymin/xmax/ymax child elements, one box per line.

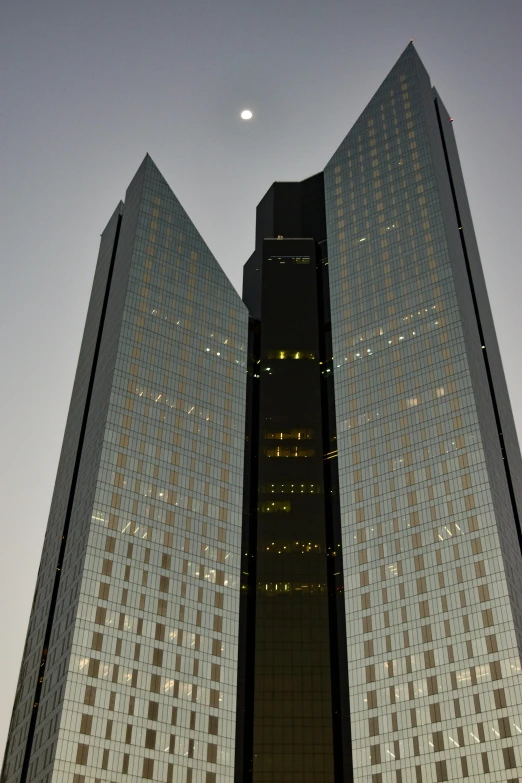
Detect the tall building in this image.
<box><xmin>1</xmin><ymin>157</ymin><xmax>249</xmax><ymax>783</ymax></box>
<box><xmin>4</xmin><ymin>42</ymin><xmax>522</xmax><ymax>783</ymax></box>
<box><xmin>240</xmin><ymin>176</ymin><xmax>350</xmax><ymax>783</ymax></box>
<box><xmin>322</xmin><ymin>44</ymin><xmax>522</xmax><ymax>783</ymax></box>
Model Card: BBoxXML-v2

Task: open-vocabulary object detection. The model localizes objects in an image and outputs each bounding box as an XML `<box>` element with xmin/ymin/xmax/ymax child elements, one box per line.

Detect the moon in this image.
<box><xmin>241</xmin><ymin>109</ymin><xmax>253</xmax><ymax>120</ymax></box>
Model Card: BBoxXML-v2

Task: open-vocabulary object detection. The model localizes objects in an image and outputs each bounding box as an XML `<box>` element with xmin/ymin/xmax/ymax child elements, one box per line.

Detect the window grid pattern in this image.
<box><xmin>325</xmin><ymin>46</ymin><xmax>522</xmax><ymax>782</ymax></box>
<box><xmin>47</xmin><ymin>160</ymin><xmax>247</xmax><ymax>783</ymax></box>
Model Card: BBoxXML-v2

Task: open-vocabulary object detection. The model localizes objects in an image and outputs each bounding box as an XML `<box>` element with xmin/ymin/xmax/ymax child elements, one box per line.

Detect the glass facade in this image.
<box><xmin>240</xmin><ymin>181</ymin><xmax>350</xmax><ymax>783</ymax></box>
<box><xmin>325</xmin><ymin>44</ymin><xmax>522</xmax><ymax>782</ymax></box>
<box><xmin>252</xmin><ymin>240</ymin><xmax>335</xmax><ymax>783</ymax></box>
<box><xmin>4</xmin><ymin>43</ymin><xmax>522</xmax><ymax>783</ymax></box>
<box><xmin>2</xmin><ymin>156</ymin><xmax>248</xmax><ymax>783</ymax></box>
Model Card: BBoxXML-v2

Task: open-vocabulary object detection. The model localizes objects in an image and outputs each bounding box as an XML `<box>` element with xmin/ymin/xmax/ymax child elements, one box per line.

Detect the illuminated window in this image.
<box><xmin>259</xmin><ymin>501</ymin><xmax>291</xmax><ymax>513</ymax></box>
<box><xmin>266</xmin><ymin>350</ymin><xmax>315</xmax><ymax>360</ymax></box>
<box><xmin>260</xmin><ymin>483</ymin><xmax>321</xmax><ymax>494</ymax></box>
<box><xmin>264</xmin><ymin>429</ymin><xmax>314</xmax><ymax>440</ymax></box>
<box><xmin>265</xmin><ymin>447</ymin><xmax>315</xmax><ymax>458</ymax></box>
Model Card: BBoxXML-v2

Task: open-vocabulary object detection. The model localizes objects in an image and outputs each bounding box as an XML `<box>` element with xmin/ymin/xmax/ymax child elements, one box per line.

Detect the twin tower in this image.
<box><xmin>4</xmin><ymin>44</ymin><xmax>522</xmax><ymax>783</ymax></box>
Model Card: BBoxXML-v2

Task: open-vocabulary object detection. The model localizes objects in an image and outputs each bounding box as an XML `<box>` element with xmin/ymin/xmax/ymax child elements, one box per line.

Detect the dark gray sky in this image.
<box><xmin>1</xmin><ymin>0</ymin><xmax>521</xmax><ymax>748</ymax></box>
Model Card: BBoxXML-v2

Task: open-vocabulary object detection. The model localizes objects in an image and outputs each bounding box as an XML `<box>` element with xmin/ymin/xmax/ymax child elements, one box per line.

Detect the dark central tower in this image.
<box><xmin>241</xmin><ymin>176</ymin><xmax>350</xmax><ymax>783</ymax></box>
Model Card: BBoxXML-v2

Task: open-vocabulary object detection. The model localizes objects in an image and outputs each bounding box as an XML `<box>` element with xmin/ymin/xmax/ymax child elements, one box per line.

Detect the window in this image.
<box><xmin>260</xmin><ymin>483</ymin><xmax>321</xmax><ymax>494</ymax></box>
<box><xmin>265</xmin><ymin>447</ymin><xmax>315</xmax><ymax>458</ymax></box>
<box><xmin>75</xmin><ymin>744</ymin><xmax>89</xmax><ymax>766</ymax></box>
<box><xmin>266</xmin><ymin>350</ymin><xmax>315</xmax><ymax>360</ymax></box>
<box><xmin>259</xmin><ymin>501</ymin><xmax>291</xmax><ymax>513</ymax></box>
<box><xmin>264</xmin><ymin>429</ymin><xmax>313</xmax><ymax>440</ymax></box>
<box><xmin>79</xmin><ymin>715</ymin><xmax>92</xmax><ymax>735</ymax></box>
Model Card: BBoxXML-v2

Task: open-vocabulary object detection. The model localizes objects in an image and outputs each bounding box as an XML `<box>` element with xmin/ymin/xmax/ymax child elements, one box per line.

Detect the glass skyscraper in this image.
<box><xmin>1</xmin><ymin>157</ymin><xmax>249</xmax><ymax>783</ymax></box>
<box><xmin>3</xmin><ymin>43</ymin><xmax>522</xmax><ymax>783</ymax></box>
<box><xmin>323</xmin><ymin>44</ymin><xmax>522</xmax><ymax>783</ymax></box>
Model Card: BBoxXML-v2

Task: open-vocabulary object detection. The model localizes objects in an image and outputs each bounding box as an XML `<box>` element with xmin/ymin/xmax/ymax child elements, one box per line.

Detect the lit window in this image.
<box><xmin>266</xmin><ymin>350</ymin><xmax>315</xmax><ymax>360</ymax></box>
<box><xmin>265</xmin><ymin>447</ymin><xmax>315</xmax><ymax>458</ymax></box>
<box><xmin>259</xmin><ymin>501</ymin><xmax>291</xmax><ymax>513</ymax></box>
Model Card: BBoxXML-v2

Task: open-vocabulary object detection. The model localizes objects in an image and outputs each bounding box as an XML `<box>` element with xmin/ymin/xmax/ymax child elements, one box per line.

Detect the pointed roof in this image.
<box><xmin>325</xmin><ymin>42</ymin><xmax>432</xmax><ymax>169</ymax></box>
<box><xmin>120</xmin><ymin>153</ymin><xmax>246</xmax><ymax>306</ymax></box>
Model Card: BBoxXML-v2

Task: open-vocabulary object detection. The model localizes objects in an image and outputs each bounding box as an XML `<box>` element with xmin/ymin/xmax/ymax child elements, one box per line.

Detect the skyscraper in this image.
<box><xmin>1</xmin><ymin>158</ymin><xmax>249</xmax><ymax>783</ymax></box>
<box><xmin>322</xmin><ymin>44</ymin><xmax>522</xmax><ymax>783</ymax></box>
<box><xmin>240</xmin><ymin>176</ymin><xmax>350</xmax><ymax>783</ymax></box>
<box><xmin>4</xmin><ymin>42</ymin><xmax>522</xmax><ymax>783</ymax></box>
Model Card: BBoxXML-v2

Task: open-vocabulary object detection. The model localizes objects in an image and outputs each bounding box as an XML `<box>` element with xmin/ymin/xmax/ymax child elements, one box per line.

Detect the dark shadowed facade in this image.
<box><xmin>241</xmin><ymin>178</ymin><xmax>350</xmax><ymax>782</ymax></box>
<box><xmin>4</xmin><ymin>43</ymin><xmax>522</xmax><ymax>783</ymax></box>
